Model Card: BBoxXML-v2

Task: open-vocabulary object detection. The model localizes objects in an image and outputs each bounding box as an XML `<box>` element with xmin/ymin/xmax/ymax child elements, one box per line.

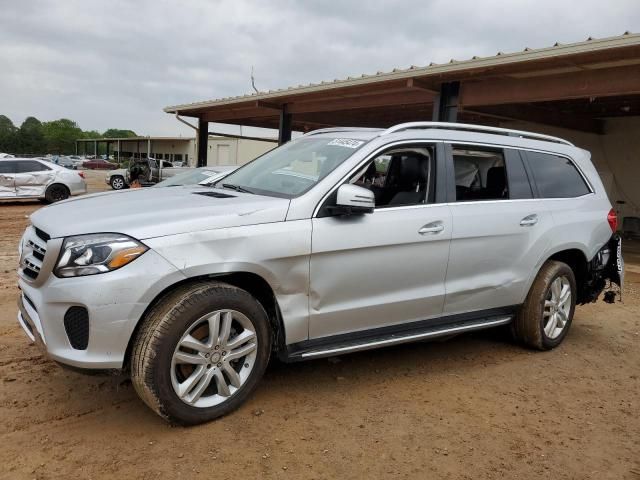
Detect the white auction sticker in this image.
<box><xmin>327</xmin><ymin>138</ymin><xmax>364</xmax><ymax>149</ymax></box>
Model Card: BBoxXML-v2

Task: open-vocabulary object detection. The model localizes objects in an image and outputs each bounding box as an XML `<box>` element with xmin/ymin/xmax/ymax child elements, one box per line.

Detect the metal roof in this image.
<box><xmin>165</xmin><ymin>31</ymin><xmax>639</xmax><ymax>113</ymax></box>
<box><xmin>77</xmin><ymin>136</ymin><xmax>195</xmax><ymax>142</ymax></box>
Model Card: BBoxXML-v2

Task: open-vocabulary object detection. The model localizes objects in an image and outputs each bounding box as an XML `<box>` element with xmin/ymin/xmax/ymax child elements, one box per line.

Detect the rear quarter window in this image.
<box><xmin>525</xmin><ymin>152</ymin><xmax>590</xmax><ymax>198</ymax></box>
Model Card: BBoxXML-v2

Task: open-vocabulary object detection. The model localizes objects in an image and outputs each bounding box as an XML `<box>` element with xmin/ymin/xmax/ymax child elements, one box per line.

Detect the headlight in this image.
<box><xmin>54</xmin><ymin>233</ymin><xmax>148</xmax><ymax>278</ymax></box>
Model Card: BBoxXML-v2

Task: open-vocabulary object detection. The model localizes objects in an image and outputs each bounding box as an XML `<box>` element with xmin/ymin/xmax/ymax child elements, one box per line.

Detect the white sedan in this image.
<box><xmin>0</xmin><ymin>158</ymin><xmax>87</xmax><ymax>202</ymax></box>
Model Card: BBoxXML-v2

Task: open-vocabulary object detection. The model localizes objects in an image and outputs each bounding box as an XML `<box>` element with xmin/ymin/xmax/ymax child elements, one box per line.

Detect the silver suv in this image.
<box><xmin>16</xmin><ymin>122</ymin><xmax>623</xmax><ymax>425</ymax></box>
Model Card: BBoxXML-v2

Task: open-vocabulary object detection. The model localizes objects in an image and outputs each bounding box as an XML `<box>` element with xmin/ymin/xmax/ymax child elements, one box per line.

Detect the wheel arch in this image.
<box><xmin>122</xmin><ymin>271</ymin><xmax>286</xmax><ymax>371</ymax></box>
<box><xmin>525</xmin><ymin>245</ymin><xmax>591</xmax><ymax>304</ymax></box>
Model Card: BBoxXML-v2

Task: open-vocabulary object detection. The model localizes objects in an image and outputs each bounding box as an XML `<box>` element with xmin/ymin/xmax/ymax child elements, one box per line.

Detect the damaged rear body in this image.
<box><xmin>580</xmin><ymin>234</ymin><xmax>624</xmax><ymax>304</ymax></box>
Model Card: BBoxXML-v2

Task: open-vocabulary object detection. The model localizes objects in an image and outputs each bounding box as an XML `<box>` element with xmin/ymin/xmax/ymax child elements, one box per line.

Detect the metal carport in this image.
<box><xmin>165</xmin><ymin>32</ymin><xmax>640</xmax><ymax>226</ymax></box>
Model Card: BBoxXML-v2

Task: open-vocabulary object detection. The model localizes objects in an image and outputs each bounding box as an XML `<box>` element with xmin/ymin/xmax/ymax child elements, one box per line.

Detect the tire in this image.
<box><xmin>513</xmin><ymin>260</ymin><xmax>576</xmax><ymax>350</ymax></box>
<box><xmin>131</xmin><ymin>281</ymin><xmax>272</xmax><ymax>426</ymax></box>
<box><xmin>44</xmin><ymin>183</ymin><xmax>70</xmax><ymax>203</ymax></box>
<box><xmin>110</xmin><ymin>175</ymin><xmax>126</xmax><ymax>190</ymax></box>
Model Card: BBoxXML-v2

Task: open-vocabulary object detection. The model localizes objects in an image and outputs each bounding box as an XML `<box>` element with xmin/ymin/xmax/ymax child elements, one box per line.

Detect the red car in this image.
<box><xmin>82</xmin><ymin>159</ymin><xmax>117</xmax><ymax>170</ymax></box>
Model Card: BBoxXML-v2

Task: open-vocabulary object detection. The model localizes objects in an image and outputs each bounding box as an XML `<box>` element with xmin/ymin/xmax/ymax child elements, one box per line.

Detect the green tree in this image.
<box><xmin>42</xmin><ymin>118</ymin><xmax>83</xmax><ymax>154</ymax></box>
<box><xmin>17</xmin><ymin>117</ymin><xmax>46</xmax><ymax>154</ymax></box>
<box><xmin>102</xmin><ymin>128</ymin><xmax>137</xmax><ymax>138</ymax></box>
<box><xmin>0</xmin><ymin>115</ymin><xmax>17</xmax><ymax>153</ymax></box>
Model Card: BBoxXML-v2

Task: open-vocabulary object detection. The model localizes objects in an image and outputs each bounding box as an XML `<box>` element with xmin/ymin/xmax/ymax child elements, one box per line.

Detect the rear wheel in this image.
<box><xmin>44</xmin><ymin>184</ymin><xmax>69</xmax><ymax>203</ymax></box>
<box><xmin>131</xmin><ymin>282</ymin><xmax>271</xmax><ymax>425</ymax></box>
<box><xmin>513</xmin><ymin>260</ymin><xmax>576</xmax><ymax>350</ymax></box>
<box><xmin>110</xmin><ymin>175</ymin><xmax>125</xmax><ymax>190</ymax></box>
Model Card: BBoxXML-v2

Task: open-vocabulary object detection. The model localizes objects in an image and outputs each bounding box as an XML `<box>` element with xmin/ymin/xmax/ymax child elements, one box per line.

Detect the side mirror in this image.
<box><xmin>328</xmin><ymin>184</ymin><xmax>375</xmax><ymax>216</ymax></box>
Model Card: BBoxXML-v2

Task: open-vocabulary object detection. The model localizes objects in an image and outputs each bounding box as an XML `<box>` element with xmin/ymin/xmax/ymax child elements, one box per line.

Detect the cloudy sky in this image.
<box><xmin>1</xmin><ymin>0</ymin><xmax>639</xmax><ymax>137</ymax></box>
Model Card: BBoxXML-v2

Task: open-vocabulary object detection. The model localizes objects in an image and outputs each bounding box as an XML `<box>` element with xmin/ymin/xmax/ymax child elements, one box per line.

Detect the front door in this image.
<box><xmin>0</xmin><ymin>160</ymin><xmax>16</xmax><ymax>198</ymax></box>
<box><xmin>309</xmin><ymin>143</ymin><xmax>451</xmax><ymax>340</ymax></box>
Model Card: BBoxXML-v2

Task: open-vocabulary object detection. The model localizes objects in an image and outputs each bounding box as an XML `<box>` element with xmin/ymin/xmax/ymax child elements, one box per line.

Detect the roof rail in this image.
<box><xmin>381</xmin><ymin>122</ymin><xmax>574</xmax><ymax>146</ymax></box>
<box><xmin>303</xmin><ymin>127</ymin><xmax>382</xmax><ymax>137</ymax></box>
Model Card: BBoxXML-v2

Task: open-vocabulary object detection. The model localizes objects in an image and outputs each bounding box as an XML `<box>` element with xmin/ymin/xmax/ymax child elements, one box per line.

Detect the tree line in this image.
<box><xmin>0</xmin><ymin>115</ymin><xmax>137</xmax><ymax>155</ymax></box>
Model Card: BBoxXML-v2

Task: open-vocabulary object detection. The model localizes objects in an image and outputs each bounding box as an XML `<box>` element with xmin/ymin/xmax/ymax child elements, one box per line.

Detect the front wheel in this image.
<box><xmin>512</xmin><ymin>260</ymin><xmax>576</xmax><ymax>350</ymax></box>
<box><xmin>110</xmin><ymin>175</ymin><xmax>126</xmax><ymax>190</ymax></box>
<box><xmin>131</xmin><ymin>282</ymin><xmax>271</xmax><ymax>425</ymax></box>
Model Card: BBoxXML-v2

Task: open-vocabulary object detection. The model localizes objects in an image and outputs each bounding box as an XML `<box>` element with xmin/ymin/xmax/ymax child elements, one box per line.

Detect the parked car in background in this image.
<box><xmin>105</xmin><ymin>158</ymin><xmax>191</xmax><ymax>189</ymax></box>
<box><xmin>0</xmin><ymin>157</ymin><xmax>86</xmax><ymax>202</ymax></box>
<box><xmin>83</xmin><ymin>158</ymin><xmax>117</xmax><ymax>170</ymax></box>
<box><xmin>56</xmin><ymin>157</ymin><xmax>78</xmax><ymax>169</ymax></box>
<box><xmin>0</xmin><ymin>153</ymin><xmax>15</xmax><ymax>159</ymax></box>
<box><xmin>154</xmin><ymin>166</ymin><xmax>238</xmax><ymax>187</ymax></box>
<box><xmin>67</xmin><ymin>156</ymin><xmax>86</xmax><ymax>168</ymax></box>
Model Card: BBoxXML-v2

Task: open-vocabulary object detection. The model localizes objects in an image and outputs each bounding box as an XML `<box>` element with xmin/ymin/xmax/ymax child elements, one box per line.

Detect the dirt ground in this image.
<box><xmin>1</xmin><ymin>171</ymin><xmax>639</xmax><ymax>479</ymax></box>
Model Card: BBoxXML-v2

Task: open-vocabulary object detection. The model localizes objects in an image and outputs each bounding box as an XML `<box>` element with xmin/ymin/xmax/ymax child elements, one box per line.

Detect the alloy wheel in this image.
<box><xmin>170</xmin><ymin>309</ymin><xmax>258</xmax><ymax>408</ymax></box>
<box><xmin>543</xmin><ymin>276</ymin><xmax>572</xmax><ymax>339</ymax></box>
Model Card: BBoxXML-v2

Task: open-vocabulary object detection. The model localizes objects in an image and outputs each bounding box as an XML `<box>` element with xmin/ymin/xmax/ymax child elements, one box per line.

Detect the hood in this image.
<box><xmin>30</xmin><ymin>186</ymin><xmax>290</xmax><ymax>240</ymax></box>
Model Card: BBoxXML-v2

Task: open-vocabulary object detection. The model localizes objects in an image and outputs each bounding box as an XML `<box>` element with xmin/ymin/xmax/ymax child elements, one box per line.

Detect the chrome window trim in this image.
<box><xmin>312</xmin><ymin>140</ymin><xmax>442</xmax><ymax>218</ymax></box>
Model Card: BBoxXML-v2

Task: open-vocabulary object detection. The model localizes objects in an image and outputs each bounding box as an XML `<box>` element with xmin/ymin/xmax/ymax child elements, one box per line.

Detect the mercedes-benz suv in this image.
<box><xmin>16</xmin><ymin>122</ymin><xmax>623</xmax><ymax>425</ymax></box>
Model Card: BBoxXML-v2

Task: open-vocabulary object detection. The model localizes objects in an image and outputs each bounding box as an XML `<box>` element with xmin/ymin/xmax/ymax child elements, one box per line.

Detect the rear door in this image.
<box><xmin>0</xmin><ymin>161</ymin><xmax>17</xmax><ymax>197</ymax></box>
<box><xmin>14</xmin><ymin>160</ymin><xmax>55</xmax><ymax>197</ymax></box>
<box><xmin>443</xmin><ymin>144</ymin><xmax>553</xmax><ymax>314</ymax></box>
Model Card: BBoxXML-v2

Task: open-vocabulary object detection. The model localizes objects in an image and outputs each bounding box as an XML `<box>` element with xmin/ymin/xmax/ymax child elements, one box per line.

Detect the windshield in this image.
<box><xmin>155</xmin><ymin>168</ymin><xmax>224</xmax><ymax>187</ymax></box>
<box><xmin>215</xmin><ymin>137</ymin><xmax>366</xmax><ymax>198</ymax></box>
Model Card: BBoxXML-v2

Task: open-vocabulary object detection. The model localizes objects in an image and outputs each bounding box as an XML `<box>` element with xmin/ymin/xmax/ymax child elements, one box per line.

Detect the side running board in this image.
<box><xmin>289</xmin><ymin>316</ymin><xmax>513</xmax><ymax>361</ymax></box>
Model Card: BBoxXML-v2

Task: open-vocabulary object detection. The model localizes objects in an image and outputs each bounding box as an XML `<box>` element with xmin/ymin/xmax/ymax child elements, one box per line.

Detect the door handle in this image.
<box><xmin>520</xmin><ymin>214</ymin><xmax>538</xmax><ymax>227</ymax></box>
<box><xmin>418</xmin><ymin>221</ymin><xmax>444</xmax><ymax>235</ymax></box>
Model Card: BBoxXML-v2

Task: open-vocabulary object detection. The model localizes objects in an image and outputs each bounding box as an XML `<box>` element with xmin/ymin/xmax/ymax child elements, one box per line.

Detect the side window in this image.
<box><xmin>349</xmin><ymin>145</ymin><xmax>434</xmax><ymax>208</ymax></box>
<box><xmin>505</xmin><ymin>151</ymin><xmax>533</xmax><ymax>199</ymax></box>
<box><xmin>16</xmin><ymin>160</ymin><xmax>50</xmax><ymax>173</ymax></box>
<box><xmin>452</xmin><ymin>146</ymin><xmax>508</xmax><ymax>201</ymax></box>
<box><xmin>525</xmin><ymin>152</ymin><xmax>591</xmax><ymax>198</ymax></box>
<box><xmin>0</xmin><ymin>161</ymin><xmax>18</xmax><ymax>174</ymax></box>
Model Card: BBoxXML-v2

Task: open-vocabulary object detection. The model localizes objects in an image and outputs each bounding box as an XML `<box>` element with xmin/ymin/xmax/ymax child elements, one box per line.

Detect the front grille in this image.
<box><xmin>19</xmin><ymin>226</ymin><xmax>49</xmax><ymax>281</ymax></box>
<box><xmin>64</xmin><ymin>307</ymin><xmax>89</xmax><ymax>350</ymax></box>
<box><xmin>35</xmin><ymin>228</ymin><xmax>50</xmax><ymax>242</ymax></box>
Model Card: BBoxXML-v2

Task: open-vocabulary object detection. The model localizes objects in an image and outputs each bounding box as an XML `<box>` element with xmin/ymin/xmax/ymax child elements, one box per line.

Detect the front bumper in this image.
<box><xmin>17</xmin><ymin>247</ymin><xmax>186</xmax><ymax>369</ymax></box>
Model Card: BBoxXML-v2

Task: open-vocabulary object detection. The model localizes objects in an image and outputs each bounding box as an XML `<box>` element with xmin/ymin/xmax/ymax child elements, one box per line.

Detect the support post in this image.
<box><xmin>432</xmin><ymin>81</ymin><xmax>460</xmax><ymax>122</ymax></box>
<box><xmin>75</xmin><ymin>141</ymin><xmax>78</xmax><ymax>155</ymax></box>
<box><xmin>197</xmin><ymin>117</ymin><xmax>208</xmax><ymax>167</ymax></box>
<box><xmin>278</xmin><ymin>105</ymin><xmax>292</xmax><ymax>145</ymax></box>
<box><xmin>117</xmin><ymin>140</ymin><xmax>121</xmax><ymax>162</ymax></box>
<box><xmin>106</xmin><ymin>141</ymin><xmax>110</xmax><ymax>162</ymax></box>
<box><xmin>94</xmin><ymin>140</ymin><xmax>98</xmax><ymax>158</ymax></box>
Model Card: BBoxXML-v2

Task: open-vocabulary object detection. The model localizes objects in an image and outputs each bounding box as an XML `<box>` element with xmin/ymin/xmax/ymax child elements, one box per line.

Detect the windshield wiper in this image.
<box><xmin>221</xmin><ymin>183</ymin><xmax>254</xmax><ymax>194</ymax></box>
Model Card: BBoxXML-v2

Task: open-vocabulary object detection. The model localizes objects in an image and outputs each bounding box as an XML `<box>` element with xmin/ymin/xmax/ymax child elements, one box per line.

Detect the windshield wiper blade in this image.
<box><xmin>221</xmin><ymin>183</ymin><xmax>254</xmax><ymax>194</ymax></box>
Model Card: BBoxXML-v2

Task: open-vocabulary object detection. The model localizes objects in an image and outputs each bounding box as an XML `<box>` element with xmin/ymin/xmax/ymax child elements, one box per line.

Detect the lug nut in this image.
<box><xmin>204</xmin><ymin>353</ymin><xmax>210</xmax><ymax>358</ymax></box>
<box><xmin>214</xmin><ymin>345</ymin><xmax>220</xmax><ymax>350</ymax></box>
<box><xmin>217</xmin><ymin>362</ymin><xmax>222</xmax><ymax>367</ymax></box>
<box><xmin>222</xmin><ymin>351</ymin><xmax>227</xmax><ymax>356</ymax></box>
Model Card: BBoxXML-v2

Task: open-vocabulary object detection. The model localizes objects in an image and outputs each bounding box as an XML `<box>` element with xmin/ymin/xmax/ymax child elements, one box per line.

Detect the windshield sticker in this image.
<box><xmin>327</xmin><ymin>138</ymin><xmax>364</xmax><ymax>149</ymax></box>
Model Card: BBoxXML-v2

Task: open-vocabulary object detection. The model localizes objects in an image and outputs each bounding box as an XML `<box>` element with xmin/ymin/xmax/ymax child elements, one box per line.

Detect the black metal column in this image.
<box><xmin>432</xmin><ymin>81</ymin><xmax>460</xmax><ymax>122</ymax></box>
<box><xmin>278</xmin><ymin>105</ymin><xmax>292</xmax><ymax>145</ymax></box>
<box><xmin>197</xmin><ymin>117</ymin><xmax>208</xmax><ymax>167</ymax></box>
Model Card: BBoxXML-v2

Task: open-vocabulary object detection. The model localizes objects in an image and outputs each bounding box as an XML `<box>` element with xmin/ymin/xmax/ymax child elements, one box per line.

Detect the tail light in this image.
<box><xmin>607</xmin><ymin>208</ymin><xmax>617</xmax><ymax>232</ymax></box>
<box><xmin>77</xmin><ymin>171</ymin><xmax>85</xmax><ymax>179</ymax></box>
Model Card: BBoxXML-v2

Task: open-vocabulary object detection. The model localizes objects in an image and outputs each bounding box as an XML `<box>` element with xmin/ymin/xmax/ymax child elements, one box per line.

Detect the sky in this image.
<box><xmin>1</xmin><ymin>0</ymin><xmax>639</xmax><ymax>137</ymax></box>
